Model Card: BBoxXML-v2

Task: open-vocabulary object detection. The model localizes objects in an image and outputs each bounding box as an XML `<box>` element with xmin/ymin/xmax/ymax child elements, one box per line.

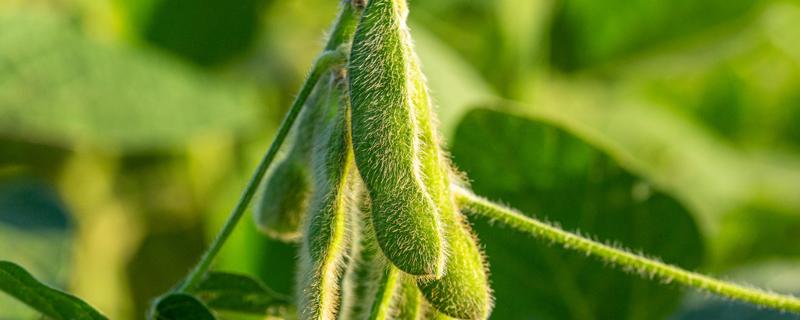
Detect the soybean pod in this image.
<box><xmin>297</xmin><ymin>75</ymin><xmax>354</xmax><ymax>320</ymax></box>
<box><xmin>254</xmin><ymin>0</ymin><xmax>359</xmax><ymax>241</ymax></box>
<box><xmin>414</xmin><ymin>118</ymin><xmax>493</xmax><ymax>319</ymax></box>
<box><xmin>406</xmin><ymin>39</ymin><xmax>494</xmax><ymax>320</ymax></box>
<box><xmin>339</xmin><ymin>182</ymin><xmax>385</xmax><ymax>320</ymax></box>
<box><xmin>340</xmin><ymin>183</ymin><xmax>424</xmax><ymax>320</ymax></box>
<box><xmin>395</xmin><ymin>274</ymin><xmax>423</xmax><ymax>320</ymax></box>
<box><xmin>368</xmin><ymin>266</ymin><xmax>423</xmax><ymax>320</ymax></box>
<box><xmin>416</xmin><ymin>204</ymin><xmax>493</xmax><ymax>320</ymax></box>
<box><xmin>254</xmin><ymin>74</ymin><xmax>332</xmax><ymax>241</ymax></box>
<box><xmin>349</xmin><ymin>0</ymin><xmax>445</xmax><ymax>278</ymax></box>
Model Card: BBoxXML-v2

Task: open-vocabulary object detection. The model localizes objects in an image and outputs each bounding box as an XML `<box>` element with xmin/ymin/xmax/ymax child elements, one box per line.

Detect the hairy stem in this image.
<box><xmin>454</xmin><ymin>187</ymin><xmax>800</xmax><ymax>313</ymax></box>
<box><xmin>174</xmin><ymin>48</ymin><xmax>347</xmax><ymax>293</ymax></box>
<box><xmin>370</xmin><ymin>266</ymin><xmax>400</xmax><ymax>320</ymax></box>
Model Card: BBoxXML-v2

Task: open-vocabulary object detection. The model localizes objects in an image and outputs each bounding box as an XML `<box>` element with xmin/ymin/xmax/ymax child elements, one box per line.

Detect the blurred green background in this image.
<box><xmin>1</xmin><ymin>0</ymin><xmax>799</xmax><ymax>319</ymax></box>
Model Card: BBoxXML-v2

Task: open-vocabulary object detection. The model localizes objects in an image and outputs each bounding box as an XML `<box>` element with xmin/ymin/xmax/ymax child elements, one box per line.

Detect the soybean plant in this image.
<box><xmin>175</xmin><ymin>0</ymin><xmax>800</xmax><ymax>319</ymax></box>
<box><xmin>5</xmin><ymin>1</ymin><xmax>798</xmax><ymax>320</ymax></box>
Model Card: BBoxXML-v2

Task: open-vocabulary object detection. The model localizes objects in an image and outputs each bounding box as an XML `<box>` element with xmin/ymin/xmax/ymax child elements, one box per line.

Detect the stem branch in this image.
<box><xmin>175</xmin><ymin>48</ymin><xmax>346</xmax><ymax>293</ymax></box>
<box><xmin>454</xmin><ymin>187</ymin><xmax>800</xmax><ymax>313</ymax></box>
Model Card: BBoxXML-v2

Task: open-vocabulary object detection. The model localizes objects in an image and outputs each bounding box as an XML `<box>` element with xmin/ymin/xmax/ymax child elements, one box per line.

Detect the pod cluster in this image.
<box><xmin>255</xmin><ymin>1</ymin><xmax>493</xmax><ymax>319</ymax></box>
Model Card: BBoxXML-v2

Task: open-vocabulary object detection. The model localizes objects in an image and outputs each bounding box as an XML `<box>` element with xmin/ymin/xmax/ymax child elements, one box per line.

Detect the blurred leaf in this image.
<box><xmin>0</xmin><ymin>260</ymin><xmax>107</xmax><ymax>320</ymax></box>
<box><xmin>763</xmin><ymin>2</ymin><xmax>800</xmax><ymax>67</ymax></box>
<box><xmin>0</xmin><ymin>176</ymin><xmax>70</xmax><ymax>230</ymax></box>
<box><xmin>151</xmin><ymin>293</ymin><xmax>215</xmax><ymax>320</ymax></box>
<box><xmin>128</xmin><ymin>222</ymin><xmax>206</xmax><ymax>318</ymax></box>
<box><xmin>0</xmin><ymin>139</ymin><xmax>69</xmax><ymax>176</ymax></box>
<box><xmin>714</xmin><ymin>206</ymin><xmax>800</xmax><ymax>267</ymax></box>
<box><xmin>452</xmin><ymin>109</ymin><xmax>705</xmax><ymax>319</ymax></box>
<box><xmin>674</xmin><ymin>260</ymin><xmax>800</xmax><ymax>320</ymax></box>
<box><xmin>409</xmin><ymin>0</ymin><xmax>494</xmax><ymax>70</ymax></box>
<box><xmin>191</xmin><ymin>272</ymin><xmax>289</xmax><ymax>315</ymax></box>
<box><xmin>0</xmin><ymin>9</ymin><xmax>261</xmax><ymax>151</ymax></box>
<box><xmin>201</xmin><ymin>140</ymin><xmax>299</xmax><ymax>298</ymax></box>
<box><xmin>549</xmin><ymin>0</ymin><xmax>756</xmax><ymax>70</ymax></box>
<box><xmin>582</xmin><ymin>2</ymin><xmax>800</xmax><ymax>151</ymax></box>
<box><xmin>508</xmin><ymin>76</ymin><xmax>800</xmax><ymax>237</ymax></box>
<box><xmin>412</xmin><ymin>25</ymin><xmax>496</xmax><ymax>138</ymax></box>
<box><xmin>252</xmin><ymin>236</ymin><xmax>298</xmax><ymax>297</ymax></box>
<box><xmin>122</xmin><ymin>0</ymin><xmax>269</xmax><ymax>66</ymax></box>
<box><xmin>673</xmin><ymin>298</ymin><xmax>800</xmax><ymax>320</ymax></box>
<box><xmin>0</xmin><ymin>176</ymin><xmax>73</xmax><ymax>318</ymax></box>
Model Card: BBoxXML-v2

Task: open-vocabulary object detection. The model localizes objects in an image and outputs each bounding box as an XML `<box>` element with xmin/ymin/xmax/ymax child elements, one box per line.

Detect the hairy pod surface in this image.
<box><xmin>254</xmin><ymin>76</ymin><xmax>332</xmax><ymax>241</ymax></box>
<box><xmin>409</xmin><ymin>59</ymin><xmax>493</xmax><ymax>319</ymax></box>
<box><xmin>339</xmin><ymin>183</ymin><xmax>386</xmax><ymax>320</ymax></box>
<box><xmin>297</xmin><ymin>77</ymin><xmax>354</xmax><ymax>320</ymax></box>
<box><xmin>369</xmin><ymin>266</ymin><xmax>401</xmax><ymax>320</ymax></box>
<box><xmin>368</xmin><ymin>266</ymin><xmax>422</xmax><ymax>320</ymax></box>
<box><xmin>417</xmin><ymin>207</ymin><xmax>492</xmax><ymax>320</ymax></box>
<box><xmin>340</xmin><ymin>186</ymin><xmax>424</xmax><ymax>320</ymax></box>
<box><xmin>399</xmin><ymin>14</ymin><xmax>494</xmax><ymax>320</ymax></box>
<box><xmin>414</xmin><ymin>154</ymin><xmax>492</xmax><ymax>319</ymax></box>
<box><xmin>348</xmin><ymin>0</ymin><xmax>445</xmax><ymax>277</ymax></box>
<box><xmin>395</xmin><ymin>274</ymin><xmax>423</xmax><ymax>320</ymax></box>
<box><xmin>420</xmin><ymin>299</ymin><xmax>455</xmax><ymax>320</ymax></box>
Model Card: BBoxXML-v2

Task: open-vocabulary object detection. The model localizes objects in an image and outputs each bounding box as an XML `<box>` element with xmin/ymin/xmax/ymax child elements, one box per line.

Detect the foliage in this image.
<box><xmin>0</xmin><ymin>261</ymin><xmax>106</xmax><ymax>320</ymax></box>
<box><xmin>1</xmin><ymin>0</ymin><xmax>800</xmax><ymax>319</ymax></box>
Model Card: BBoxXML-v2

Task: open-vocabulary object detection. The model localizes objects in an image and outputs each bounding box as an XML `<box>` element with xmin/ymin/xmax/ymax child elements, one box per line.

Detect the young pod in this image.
<box><xmin>414</xmin><ymin>116</ymin><xmax>493</xmax><ymax>319</ymax></box>
<box><xmin>254</xmin><ymin>158</ymin><xmax>310</xmax><ymax>241</ymax></box>
<box><xmin>420</xmin><ymin>299</ymin><xmax>456</xmax><ymax>320</ymax></box>
<box><xmin>416</xmin><ymin>209</ymin><xmax>493</xmax><ymax>320</ymax></box>
<box><xmin>348</xmin><ymin>0</ymin><xmax>445</xmax><ymax>277</ymax></box>
<box><xmin>296</xmin><ymin>76</ymin><xmax>354</xmax><ymax>320</ymax></box>
<box><xmin>340</xmin><ymin>185</ymin><xmax>424</xmax><ymax>320</ymax></box>
<box><xmin>254</xmin><ymin>76</ymin><xmax>332</xmax><ymax>241</ymax></box>
<box><xmin>369</xmin><ymin>266</ymin><xmax>423</xmax><ymax>320</ymax></box>
<box><xmin>395</xmin><ymin>274</ymin><xmax>423</xmax><ymax>320</ymax></box>
<box><xmin>408</xmin><ymin>50</ymin><xmax>494</xmax><ymax>319</ymax></box>
<box><xmin>339</xmin><ymin>182</ymin><xmax>385</xmax><ymax>320</ymax></box>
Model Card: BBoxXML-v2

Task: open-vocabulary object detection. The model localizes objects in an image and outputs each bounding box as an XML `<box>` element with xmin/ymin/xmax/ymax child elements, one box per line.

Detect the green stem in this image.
<box><xmin>369</xmin><ymin>266</ymin><xmax>400</xmax><ymax>320</ymax></box>
<box><xmin>172</xmin><ymin>2</ymin><xmax>359</xmax><ymax>294</ymax></box>
<box><xmin>454</xmin><ymin>187</ymin><xmax>800</xmax><ymax>313</ymax></box>
<box><xmin>175</xmin><ymin>48</ymin><xmax>347</xmax><ymax>293</ymax></box>
<box><xmin>325</xmin><ymin>2</ymin><xmax>358</xmax><ymax>51</ymax></box>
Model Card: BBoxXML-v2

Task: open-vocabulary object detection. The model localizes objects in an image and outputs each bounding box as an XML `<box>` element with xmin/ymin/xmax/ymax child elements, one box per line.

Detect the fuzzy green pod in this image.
<box><xmin>407</xmin><ymin>45</ymin><xmax>494</xmax><ymax>320</ymax></box>
<box><xmin>389</xmin><ymin>8</ymin><xmax>493</xmax><ymax>319</ymax></box>
<box><xmin>369</xmin><ymin>266</ymin><xmax>401</xmax><ymax>320</ymax></box>
<box><xmin>339</xmin><ymin>183</ymin><xmax>385</xmax><ymax>320</ymax></box>
<box><xmin>420</xmin><ymin>299</ymin><xmax>456</xmax><ymax>320</ymax></box>
<box><xmin>414</xmin><ymin>115</ymin><xmax>493</xmax><ymax>319</ymax></box>
<box><xmin>348</xmin><ymin>0</ymin><xmax>445</xmax><ymax>277</ymax></box>
<box><xmin>254</xmin><ymin>158</ymin><xmax>310</xmax><ymax>241</ymax></box>
<box><xmin>417</xmin><ymin>207</ymin><xmax>492</xmax><ymax>320</ymax></box>
<box><xmin>340</xmin><ymin>183</ymin><xmax>424</xmax><ymax>320</ymax></box>
<box><xmin>368</xmin><ymin>267</ymin><xmax>423</xmax><ymax>320</ymax></box>
<box><xmin>296</xmin><ymin>76</ymin><xmax>354</xmax><ymax>320</ymax></box>
<box><xmin>254</xmin><ymin>76</ymin><xmax>332</xmax><ymax>241</ymax></box>
<box><xmin>395</xmin><ymin>274</ymin><xmax>423</xmax><ymax>320</ymax></box>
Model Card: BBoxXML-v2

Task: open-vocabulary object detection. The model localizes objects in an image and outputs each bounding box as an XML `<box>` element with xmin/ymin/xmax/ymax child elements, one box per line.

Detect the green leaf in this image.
<box><xmin>0</xmin><ymin>9</ymin><xmax>260</xmax><ymax>151</ymax></box>
<box><xmin>0</xmin><ymin>176</ymin><xmax>74</xmax><ymax>318</ymax></box>
<box><xmin>507</xmin><ymin>76</ymin><xmax>800</xmax><ymax>253</ymax></box>
<box><xmin>412</xmin><ymin>25</ymin><xmax>496</xmax><ymax>138</ymax></box>
<box><xmin>0</xmin><ymin>260</ymin><xmax>106</xmax><ymax>320</ymax></box>
<box><xmin>151</xmin><ymin>293</ymin><xmax>215</xmax><ymax>320</ymax></box>
<box><xmin>674</xmin><ymin>298</ymin><xmax>800</xmax><ymax>320</ymax></box>
<box><xmin>609</xmin><ymin>2</ymin><xmax>800</xmax><ymax>152</ymax></box>
<box><xmin>451</xmin><ymin>109</ymin><xmax>705</xmax><ymax>319</ymax></box>
<box><xmin>190</xmin><ymin>272</ymin><xmax>289</xmax><ymax>315</ymax></box>
<box><xmin>549</xmin><ymin>0</ymin><xmax>756</xmax><ymax>70</ymax></box>
<box><xmin>671</xmin><ymin>260</ymin><xmax>800</xmax><ymax>319</ymax></box>
<box><xmin>121</xmin><ymin>0</ymin><xmax>268</xmax><ymax>66</ymax></box>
